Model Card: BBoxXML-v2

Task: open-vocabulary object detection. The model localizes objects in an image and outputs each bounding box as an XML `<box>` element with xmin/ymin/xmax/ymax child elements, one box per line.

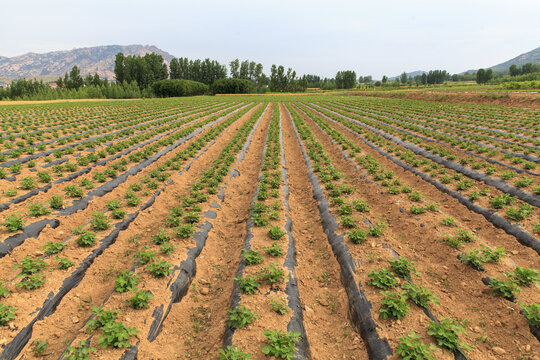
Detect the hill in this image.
<box><xmin>388</xmin><ymin>70</ymin><xmax>426</xmax><ymax>81</ymax></box>
<box><xmin>488</xmin><ymin>46</ymin><xmax>540</xmax><ymax>73</ymax></box>
<box><xmin>0</xmin><ymin>45</ymin><xmax>174</xmax><ymax>80</ymax></box>
<box><xmin>461</xmin><ymin>46</ymin><xmax>540</xmax><ymax>74</ymax></box>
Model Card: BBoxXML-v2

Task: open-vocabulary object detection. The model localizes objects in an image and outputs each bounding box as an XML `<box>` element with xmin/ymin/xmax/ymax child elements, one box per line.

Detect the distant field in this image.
<box><xmin>0</xmin><ymin>96</ymin><xmax>538</xmax><ymax>359</ymax></box>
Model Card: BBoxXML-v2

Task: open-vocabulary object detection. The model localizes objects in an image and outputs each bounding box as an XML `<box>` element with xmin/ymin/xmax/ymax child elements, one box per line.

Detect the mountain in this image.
<box><xmin>0</xmin><ymin>45</ymin><xmax>175</xmax><ymax>80</ymax></box>
<box><xmin>461</xmin><ymin>46</ymin><xmax>540</xmax><ymax>74</ymax></box>
<box><xmin>488</xmin><ymin>47</ymin><xmax>540</xmax><ymax>73</ymax></box>
<box><xmin>388</xmin><ymin>70</ymin><xmax>426</xmax><ymax>81</ymax></box>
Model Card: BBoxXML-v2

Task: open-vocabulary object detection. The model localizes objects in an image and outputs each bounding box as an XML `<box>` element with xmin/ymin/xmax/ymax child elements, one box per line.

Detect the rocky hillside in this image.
<box><xmin>488</xmin><ymin>46</ymin><xmax>540</xmax><ymax>73</ymax></box>
<box><xmin>0</xmin><ymin>45</ymin><xmax>174</xmax><ymax>80</ymax></box>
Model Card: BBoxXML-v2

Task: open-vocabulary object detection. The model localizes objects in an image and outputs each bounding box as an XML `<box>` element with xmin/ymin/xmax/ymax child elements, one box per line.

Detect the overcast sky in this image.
<box><xmin>2</xmin><ymin>0</ymin><xmax>539</xmax><ymax>78</ymax></box>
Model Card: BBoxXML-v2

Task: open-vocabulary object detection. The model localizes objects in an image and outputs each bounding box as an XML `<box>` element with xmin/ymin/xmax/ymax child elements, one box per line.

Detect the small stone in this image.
<box><xmin>473</xmin><ymin>326</ymin><xmax>481</xmax><ymax>333</ymax></box>
<box><xmin>524</xmin><ymin>345</ymin><xmax>531</xmax><ymax>352</ymax></box>
<box><xmin>492</xmin><ymin>347</ymin><xmax>506</xmax><ymax>355</ymax></box>
<box><xmin>199</xmin><ymin>279</ymin><xmax>209</xmax><ymax>285</ymax></box>
<box><xmin>511</xmin><ymin>250</ymin><xmax>518</xmax><ymax>255</ymax></box>
<box><xmin>71</xmin><ymin>316</ymin><xmax>80</xmax><ymax>324</ymax></box>
<box><xmin>8</xmin><ymin>322</ymin><xmax>16</xmax><ymax>330</ymax></box>
<box><xmin>461</xmin><ymin>282</ymin><xmax>467</xmax><ymax>287</ymax></box>
<box><xmin>34</xmin><ymin>250</ymin><xmax>44</xmax><ymax>256</ymax></box>
<box><xmin>370</xmin><ymin>242</ymin><xmax>376</xmax><ymax>248</ymax></box>
<box><xmin>305</xmin><ymin>306</ymin><xmax>314</xmax><ymax>314</ymax></box>
<box><xmin>125</xmin><ymin>317</ymin><xmax>131</xmax><ymax>322</ymax></box>
<box><xmin>54</xmin><ymin>231</ymin><xmax>65</xmax><ymax>240</ymax></box>
<box><xmin>442</xmin><ymin>266</ymin><xmax>449</xmax><ymax>271</ymax></box>
<box><xmin>199</xmin><ymin>287</ymin><xmax>209</xmax><ymax>295</ymax></box>
<box><xmin>0</xmin><ymin>338</ymin><xmax>7</xmax><ymax>346</ymax></box>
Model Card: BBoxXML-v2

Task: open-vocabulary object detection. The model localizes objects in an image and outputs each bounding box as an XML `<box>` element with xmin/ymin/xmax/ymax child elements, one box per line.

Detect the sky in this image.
<box><xmin>2</xmin><ymin>0</ymin><xmax>540</xmax><ymax>79</ymax></box>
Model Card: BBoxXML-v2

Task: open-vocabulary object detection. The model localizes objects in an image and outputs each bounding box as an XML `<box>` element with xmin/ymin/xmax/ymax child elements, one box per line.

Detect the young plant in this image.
<box><xmin>65</xmin><ymin>340</ymin><xmax>96</xmax><ymax>360</ymax></box>
<box><xmin>146</xmin><ymin>260</ymin><xmax>173</xmax><ymax>278</ymax></box>
<box><xmin>390</xmin><ymin>257</ymin><xmax>417</xmax><ymax>280</ymax></box>
<box><xmin>115</xmin><ymin>271</ymin><xmax>140</xmax><ymax>293</ymax></box>
<box><xmin>175</xmin><ymin>224</ymin><xmax>194</xmax><ymax>239</ymax></box>
<box><xmin>48</xmin><ymin>195</ymin><xmax>64</xmax><ymax>209</ymax></box>
<box><xmin>402</xmin><ymin>283</ymin><xmax>439</xmax><ymax>308</ymax></box>
<box><xmin>262</xmin><ymin>329</ymin><xmax>301</xmax><ymax>360</ymax></box>
<box><xmin>427</xmin><ymin>318</ymin><xmax>470</xmax><ymax>353</ymax></box>
<box><xmin>226</xmin><ymin>305</ymin><xmax>258</xmax><ymax>329</ymax></box>
<box><xmin>16</xmin><ymin>256</ymin><xmax>46</xmax><ymax>274</ymax></box>
<box><xmin>152</xmin><ymin>229</ymin><xmax>171</xmax><ymax>245</ymax></box>
<box><xmin>270</xmin><ymin>297</ymin><xmax>290</xmax><ymax>315</ymax></box>
<box><xmin>268</xmin><ymin>226</ymin><xmax>286</xmax><ymax>240</ymax></box>
<box><xmin>0</xmin><ymin>282</ymin><xmax>10</xmax><ymax>298</ymax></box>
<box><xmin>56</xmin><ymin>256</ymin><xmax>74</xmax><ymax>269</ymax></box>
<box><xmin>508</xmin><ymin>266</ymin><xmax>539</xmax><ymax>286</ymax></box>
<box><xmin>42</xmin><ymin>241</ymin><xmax>66</xmax><ymax>255</ymax></box>
<box><xmin>97</xmin><ymin>321</ymin><xmax>138</xmax><ymax>348</ymax></box>
<box><xmin>90</xmin><ymin>212</ymin><xmax>110</xmax><ymax>231</ymax></box>
<box><xmin>242</xmin><ymin>249</ymin><xmax>263</xmax><ymax>265</ymax></box>
<box><xmin>32</xmin><ymin>339</ymin><xmax>48</xmax><ymax>357</ymax></box>
<box><xmin>520</xmin><ymin>303</ymin><xmax>540</xmax><ymax>328</ymax></box>
<box><xmin>64</xmin><ymin>184</ymin><xmax>84</xmax><ymax>198</ymax></box>
<box><xmin>379</xmin><ymin>291</ymin><xmax>410</xmax><ymax>320</ymax></box>
<box><xmin>348</xmin><ymin>228</ymin><xmax>367</xmax><ymax>244</ymax></box>
<box><xmin>17</xmin><ymin>273</ymin><xmax>46</xmax><ymax>290</ymax></box>
<box><xmin>218</xmin><ymin>346</ymin><xmax>253</xmax><ymax>360</ymax></box>
<box><xmin>235</xmin><ymin>276</ymin><xmax>260</xmax><ymax>295</ymax></box>
<box><xmin>0</xmin><ymin>304</ymin><xmax>16</xmax><ymax>325</ymax></box>
<box><xmin>368</xmin><ymin>268</ymin><xmax>398</xmax><ymax>289</ymax></box>
<box><xmin>2</xmin><ymin>214</ymin><xmax>24</xmax><ymax>232</ymax></box>
<box><xmin>265</xmin><ymin>242</ymin><xmax>283</xmax><ymax>256</ymax></box>
<box><xmin>368</xmin><ymin>220</ymin><xmax>386</xmax><ymax>237</ymax></box>
<box><xmin>28</xmin><ymin>202</ymin><xmax>51</xmax><ymax>217</ymax></box>
<box><xmin>127</xmin><ymin>289</ymin><xmax>154</xmax><ymax>309</ymax></box>
<box><xmin>135</xmin><ymin>248</ymin><xmax>156</xmax><ymax>264</ymax></box>
<box><xmin>160</xmin><ymin>242</ymin><xmax>175</xmax><ymax>254</ymax></box>
<box><xmin>488</xmin><ymin>278</ymin><xmax>520</xmax><ymax>300</ymax></box>
<box><xmin>76</xmin><ymin>231</ymin><xmax>97</xmax><ymax>247</ymax></box>
<box><xmin>396</xmin><ymin>331</ymin><xmax>436</xmax><ymax>360</ymax></box>
<box><xmin>259</xmin><ymin>262</ymin><xmax>285</xmax><ymax>285</ymax></box>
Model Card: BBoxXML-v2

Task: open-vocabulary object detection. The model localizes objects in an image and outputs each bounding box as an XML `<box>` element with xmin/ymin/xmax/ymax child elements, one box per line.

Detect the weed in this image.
<box><xmin>218</xmin><ymin>346</ymin><xmax>252</xmax><ymax>360</ymax></box>
<box><xmin>32</xmin><ymin>339</ymin><xmax>48</xmax><ymax>357</ymax></box>
<box><xmin>65</xmin><ymin>340</ymin><xmax>95</xmax><ymax>360</ymax></box>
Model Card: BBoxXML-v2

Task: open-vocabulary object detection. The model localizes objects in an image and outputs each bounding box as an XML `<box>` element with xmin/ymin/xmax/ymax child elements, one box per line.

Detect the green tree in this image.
<box><xmin>114</xmin><ymin>53</ymin><xmax>125</xmax><ymax>83</ymax></box>
<box><xmin>400</xmin><ymin>72</ymin><xmax>408</xmax><ymax>84</ymax></box>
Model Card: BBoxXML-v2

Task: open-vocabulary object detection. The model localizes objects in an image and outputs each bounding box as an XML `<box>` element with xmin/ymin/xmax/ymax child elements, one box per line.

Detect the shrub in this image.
<box><xmin>153</xmin><ymin>79</ymin><xmax>209</xmax><ymax>97</ymax></box>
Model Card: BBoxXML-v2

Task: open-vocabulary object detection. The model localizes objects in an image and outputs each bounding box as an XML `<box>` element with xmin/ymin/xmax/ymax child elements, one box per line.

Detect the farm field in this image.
<box><xmin>0</xmin><ymin>95</ymin><xmax>538</xmax><ymax>360</ymax></box>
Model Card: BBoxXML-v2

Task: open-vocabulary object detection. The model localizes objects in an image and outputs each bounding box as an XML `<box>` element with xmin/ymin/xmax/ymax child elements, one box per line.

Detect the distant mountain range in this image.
<box><xmin>388</xmin><ymin>70</ymin><xmax>426</xmax><ymax>81</ymax></box>
<box><xmin>0</xmin><ymin>45</ymin><xmax>174</xmax><ymax>81</ymax></box>
<box><xmin>392</xmin><ymin>46</ymin><xmax>540</xmax><ymax>78</ymax></box>
<box><xmin>1</xmin><ymin>44</ymin><xmax>539</xmax><ymax>82</ymax></box>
